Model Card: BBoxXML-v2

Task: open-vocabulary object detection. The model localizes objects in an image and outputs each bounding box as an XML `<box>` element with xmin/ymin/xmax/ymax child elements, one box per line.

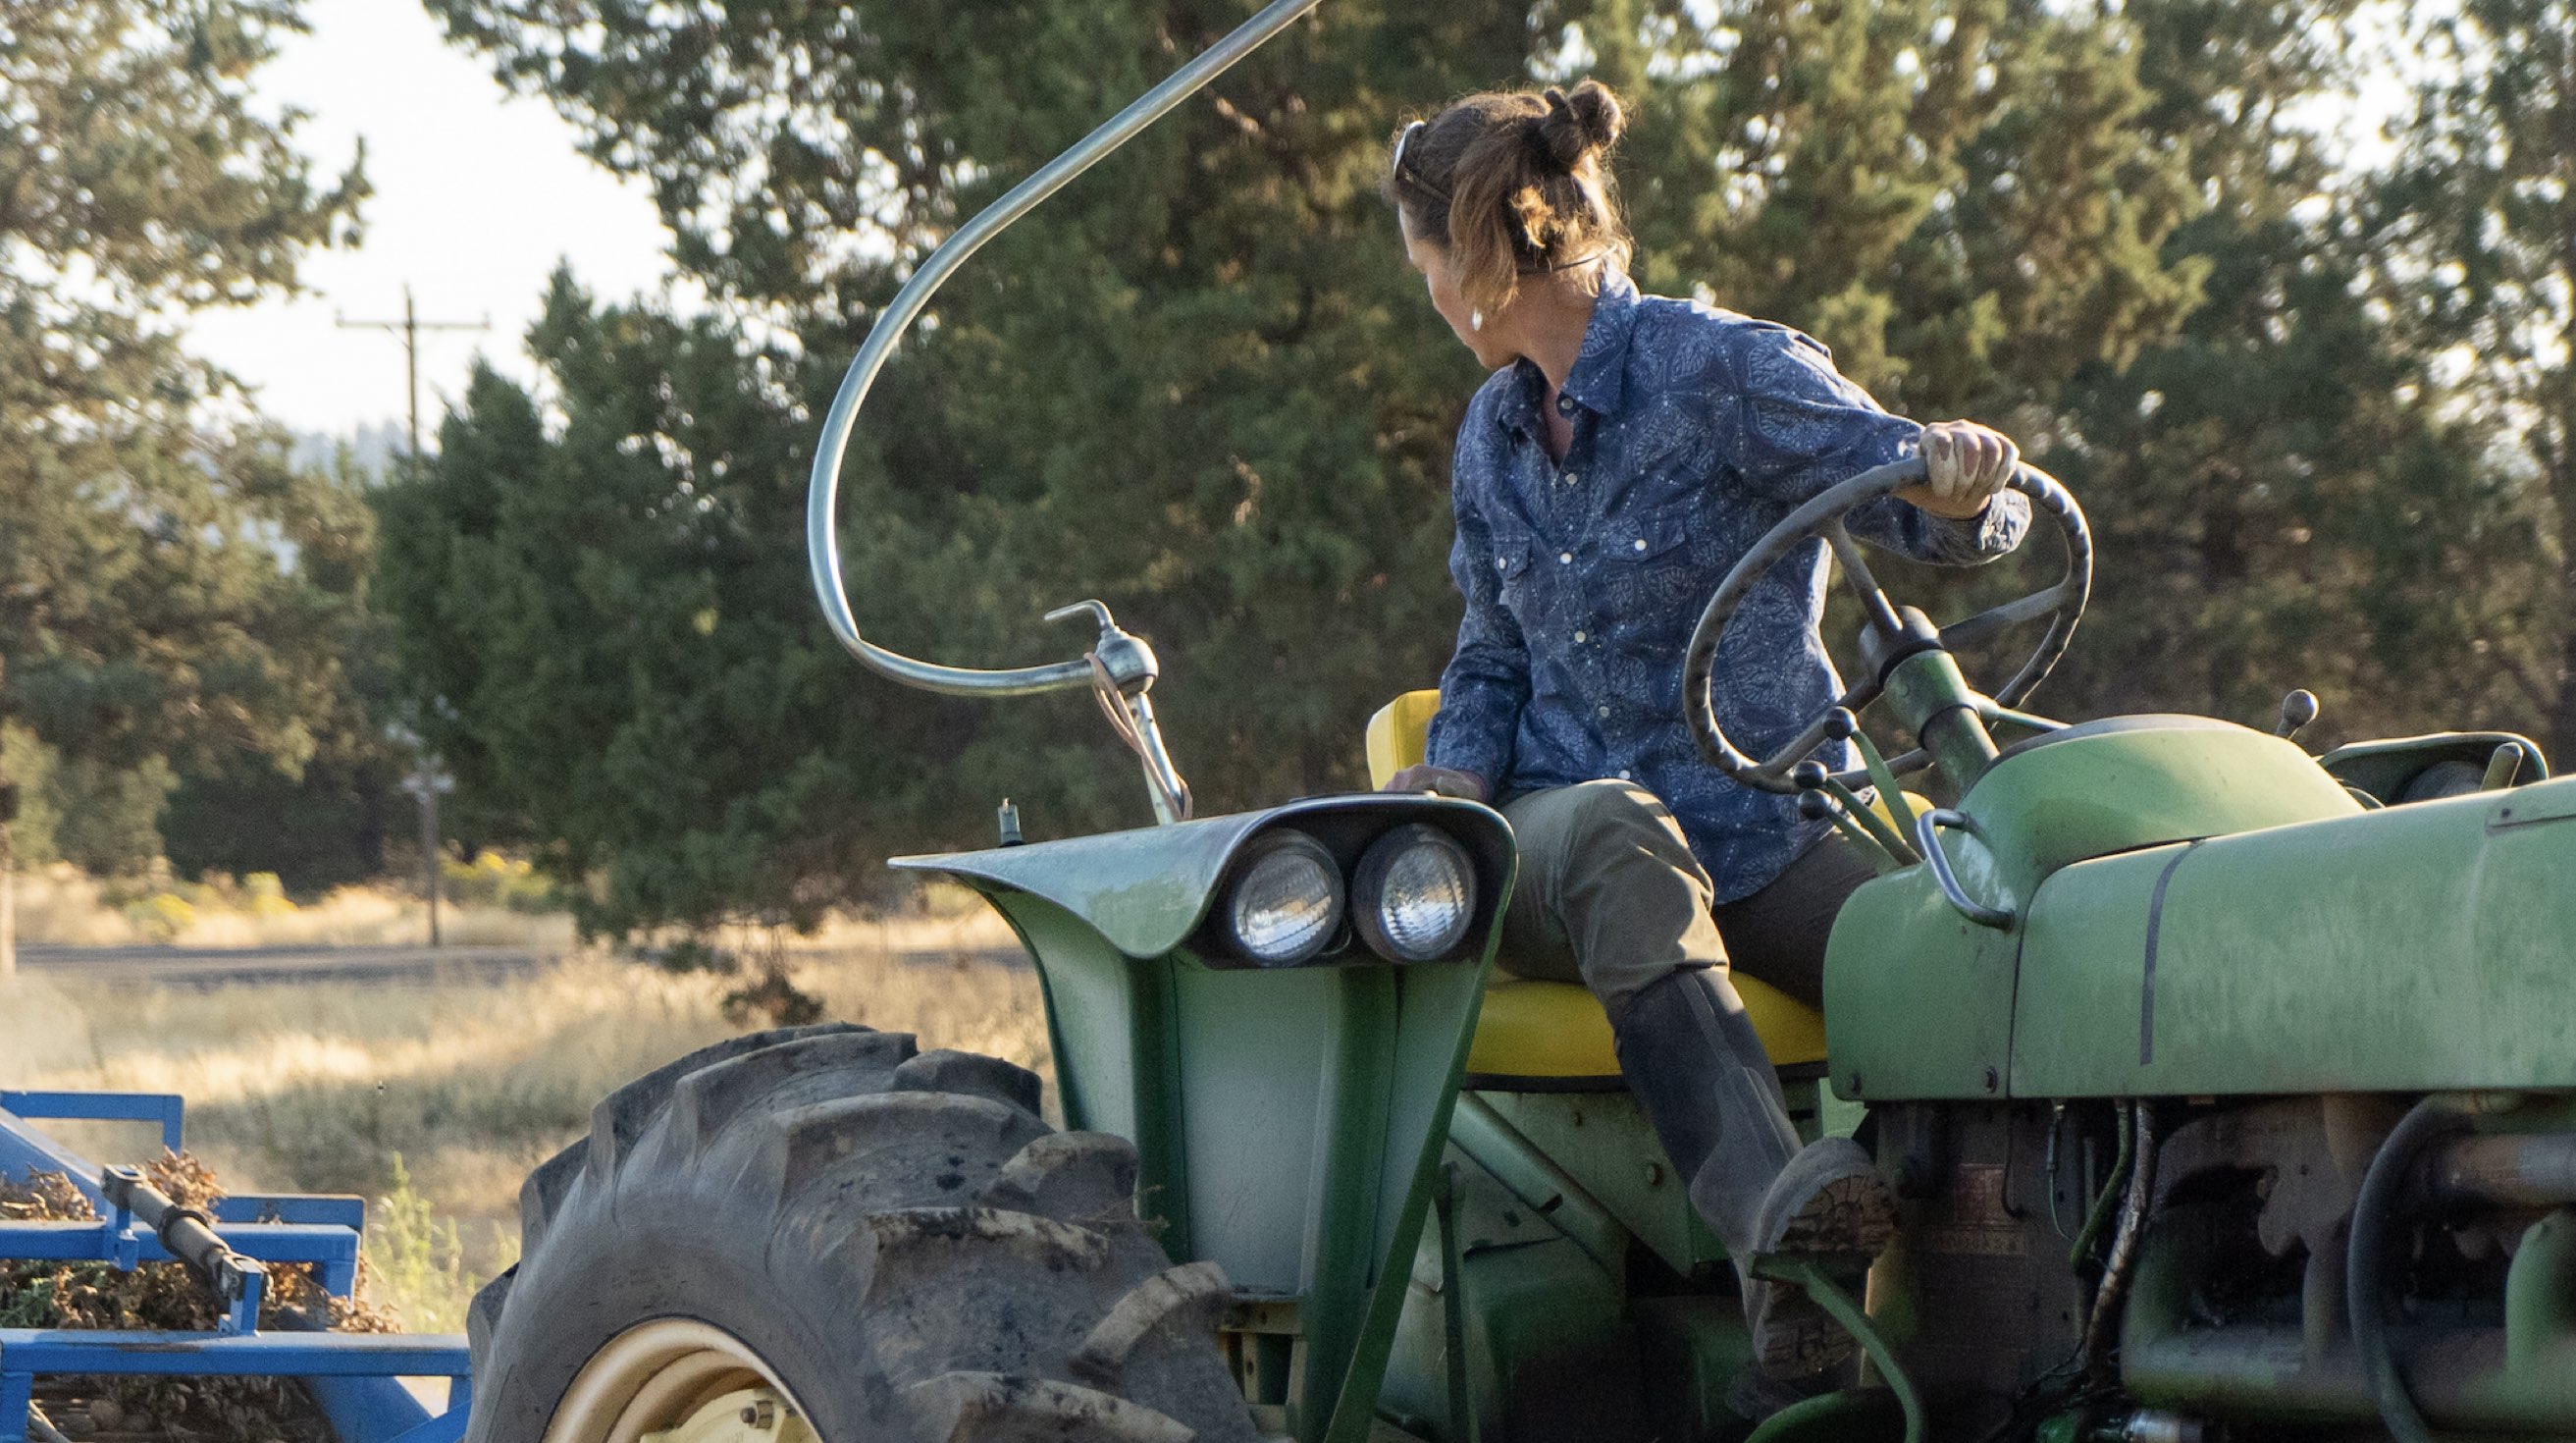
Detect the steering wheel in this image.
<box><xmin>1683</xmin><ymin>455</ymin><xmax>2092</xmax><ymax>795</ymax></box>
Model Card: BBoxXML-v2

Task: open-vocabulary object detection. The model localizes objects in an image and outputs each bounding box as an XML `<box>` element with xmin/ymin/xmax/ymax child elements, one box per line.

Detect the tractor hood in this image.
<box><xmin>2009</xmin><ymin>773</ymin><xmax>2576</xmax><ymax>1096</ymax></box>
<box><xmin>891</xmin><ymin>793</ymin><xmax>1512</xmax><ymax>960</ymax></box>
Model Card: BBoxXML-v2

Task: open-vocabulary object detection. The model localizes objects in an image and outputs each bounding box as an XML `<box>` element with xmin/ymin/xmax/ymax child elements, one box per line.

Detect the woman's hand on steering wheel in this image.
<box><xmin>1901</xmin><ymin>421</ymin><xmax>2021</xmax><ymax>519</ymax></box>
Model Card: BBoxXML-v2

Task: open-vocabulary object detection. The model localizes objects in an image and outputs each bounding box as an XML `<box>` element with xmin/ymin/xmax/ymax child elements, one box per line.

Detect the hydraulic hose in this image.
<box><xmin>2068</xmin><ymin>1100</ymin><xmax>2134</xmax><ymax>1271</ymax></box>
<box><xmin>2081</xmin><ymin>1099</ymin><xmax>2157</xmax><ymax>1377</ymax></box>
<box><xmin>2346</xmin><ymin>1095</ymin><xmax>2474</xmax><ymax>1443</ymax></box>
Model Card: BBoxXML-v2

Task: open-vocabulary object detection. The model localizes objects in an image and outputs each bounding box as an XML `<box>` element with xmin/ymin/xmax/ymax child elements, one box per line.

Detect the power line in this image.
<box><xmin>336</xmin><ymin>286</ymin><xmax>490</xmax><ymax>467</ymax></box>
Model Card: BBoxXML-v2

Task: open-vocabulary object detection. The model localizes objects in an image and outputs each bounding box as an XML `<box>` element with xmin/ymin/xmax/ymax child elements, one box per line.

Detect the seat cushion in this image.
<box><xmin>1371</xmin><ymin>690</ymin><xmax>1837</xmax><ymax>1080</ymax></box>
<box><xmin>1468</xmin><ymin>974</ymin><xmax>1827</xmax><ymax>1082</ymax></box>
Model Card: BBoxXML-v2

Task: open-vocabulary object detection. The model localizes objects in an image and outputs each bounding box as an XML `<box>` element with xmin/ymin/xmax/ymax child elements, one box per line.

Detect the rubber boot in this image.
<box><xmin>1609</xmin><ymin>967</ymin><xmax>1895</xmax><ymax>1379</ymax></box>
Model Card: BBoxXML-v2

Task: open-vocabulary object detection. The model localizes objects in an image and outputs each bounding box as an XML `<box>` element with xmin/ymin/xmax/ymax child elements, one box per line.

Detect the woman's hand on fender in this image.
<box><xmin>1902</xmin><ymin>420</ymin><xmax>2019</xmax><ymax>518</ymax></box>
<box><xmin>1384</xmin><ymin>765</ymin><xmax>1489</xmax><ymax>802</ymax></box>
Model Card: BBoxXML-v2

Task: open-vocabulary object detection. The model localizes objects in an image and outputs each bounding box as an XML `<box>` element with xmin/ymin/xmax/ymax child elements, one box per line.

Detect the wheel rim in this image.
<box><xmin>545</xmin><ymin>1318</ymin><xmax>820</xmax><ymax>1443</ymax></box>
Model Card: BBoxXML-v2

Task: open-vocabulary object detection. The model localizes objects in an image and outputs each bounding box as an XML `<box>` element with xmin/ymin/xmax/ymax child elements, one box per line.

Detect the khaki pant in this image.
<box><xmin>1496</xmin><ymin>780</ymin><xmax>1876</xmax><ymax>1016</ymax></box>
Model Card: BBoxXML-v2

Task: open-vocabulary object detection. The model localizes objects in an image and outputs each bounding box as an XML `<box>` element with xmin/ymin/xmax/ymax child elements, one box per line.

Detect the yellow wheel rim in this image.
<box><xmin>544</xmin><ymin>1318</ymin><xmax>821</xmax><ymax>1443</ymax></box>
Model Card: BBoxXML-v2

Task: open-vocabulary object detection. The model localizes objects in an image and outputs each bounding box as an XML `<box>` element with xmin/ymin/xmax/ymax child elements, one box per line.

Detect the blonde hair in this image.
<box><xmin>1383</xmin><ymin>80</ymin><xmax>1632</xmax><ymax>318</ymax></box>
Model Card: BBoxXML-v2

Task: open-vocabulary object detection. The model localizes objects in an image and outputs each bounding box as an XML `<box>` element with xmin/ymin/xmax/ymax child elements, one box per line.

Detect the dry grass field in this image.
<box><xmin>0</xmin><ymin>909</ymin><xmax>1041</xmax><ymax>1331</ymax></box>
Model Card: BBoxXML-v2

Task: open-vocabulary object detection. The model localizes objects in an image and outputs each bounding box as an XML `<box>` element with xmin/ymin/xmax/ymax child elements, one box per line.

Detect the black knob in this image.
<box><xmin>2276</xmin><ymin>689</ymin><xmax>2319</xmax><ymax>739</ymax></box>
<box><xmin>1797</xmin><ymin>790</ymin><xmax>1834</xmax><ymax>820</ymax></box>
<box><xmin>1791</xmin><ymin>759</ymin><xmax>1830</xmax><ymax>791</ymax></box>
<box><xmin>1823</xmin><ymin>708</ymin><xmax>1860</xmax><ymax>740</ymax></box>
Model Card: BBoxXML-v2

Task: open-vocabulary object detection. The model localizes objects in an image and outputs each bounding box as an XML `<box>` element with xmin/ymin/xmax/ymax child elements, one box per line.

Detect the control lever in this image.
<box><xmin>1044</xmin><ymin>600</ymin><xmax>1190</xmax><ymax>824</ymax></box>
<box><xmin>1789</xmin><ymin>722</ymin><xmax>1920</xmax><ymax>867</ymax></box>
<box><xmin>2276</xmin><ymin>688</ymin><xmax>2319</xmax><ymax>742</ymax></box>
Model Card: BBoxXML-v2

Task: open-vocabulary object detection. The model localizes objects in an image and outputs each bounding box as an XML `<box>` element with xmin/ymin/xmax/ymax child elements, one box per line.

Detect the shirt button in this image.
<box><xmin>1496</xmin><ymin>557</ymin><xmax>1507</xmax><ymax>570</ymax></box>
<box><xmin>1557</xmin><ymin>397</ymin><xmax>1576</xmax><ymax>415</ymax></box>
<box><xmin>1618</xmin><ymin>770</ymin><xmax>1633</xmax><ymax>780</ymax></box>
<box><xmin>1563</xmin><ymin>471</ymin><xmax>1579</xmax><ymax>485</ymax></box>
<box><xmin>1558</xmin><ymin>552</ymin><xmax>1573</xmax><ymax>564</ymax></box>
<box><xmin>1597</xmin><ymin>705</ymin><xmax>1611</xmax><ymax>719</ymax></box>
<box><xmin>1632</xmin><ymin>537</ymin><xmax>1649</xmax><ymax>551</ymax></box>
<box><xmin>1571</xmin><ymin>630</ymin><xmax>1586</xmax><ymax>643</ymax></box>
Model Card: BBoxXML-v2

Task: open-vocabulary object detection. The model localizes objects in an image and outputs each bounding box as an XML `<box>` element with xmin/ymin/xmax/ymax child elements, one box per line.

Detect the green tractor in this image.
<box><xmin>456</xmin><ymin>4</ymin><xmax>2576</xmax><ymax>1441</ymax></box>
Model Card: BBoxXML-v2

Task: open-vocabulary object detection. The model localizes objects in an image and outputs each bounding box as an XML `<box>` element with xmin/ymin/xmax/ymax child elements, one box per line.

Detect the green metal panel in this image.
<box><xmin>1823</xmin><ymin>867</ymin><xmax>2024</xmax><ymax>1102</ymax></box>
<box><xmin>1957</xmin><ymin>718</ymin><xmax>2360</xmax><ymax>897</ymax></box>
<box><xmin>1381</xmin><ymin>1149</ymin><xmax>1644</xmax><ymax>1443</ymax></box>
<box><xmin>1470</xmin><ymin>1092</ymin><xmax>1723</xmax><ymax>1279</ymax></box>
<box><xmin>2321</xmin><ymin>729</ymin><xmax>2548</xmax><ymax>802</ymax></box>
<box><xmin>892</xmin><ymin>794</ymin><xmax>1506</xmax><ymax>959</ymax></box>
<box><xmin>2010</xmin><ymin>777</ymin><xmax>2576</xmax><ymax>1096</ymax></box>
<box><xmin>907</xmin><ymin>798</ymin><xmax>1515</xmax><ymax>1443</ymax></box>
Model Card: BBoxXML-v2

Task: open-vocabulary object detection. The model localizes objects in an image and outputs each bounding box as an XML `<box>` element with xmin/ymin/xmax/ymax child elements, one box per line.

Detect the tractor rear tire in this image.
<box><xmin>463</xmin><ymin>1023</ymin><xmax>1265</xmax><ymax>1443</ymax></box>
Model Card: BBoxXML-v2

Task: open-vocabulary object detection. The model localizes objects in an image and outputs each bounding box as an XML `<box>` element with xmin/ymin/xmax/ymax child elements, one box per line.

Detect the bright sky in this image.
<box><xmin>188</xmin><ymin>2</ymin><xmax>676</xmax><ymax>442</ymax></box>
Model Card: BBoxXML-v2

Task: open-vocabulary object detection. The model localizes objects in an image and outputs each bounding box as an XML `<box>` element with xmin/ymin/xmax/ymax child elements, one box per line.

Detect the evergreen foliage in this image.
<box><xmin>0</xmin><ymin>1</ymin><xmax>377</xmax><ymax>875</ymax></box>
<box><xmin>373</xmin><ymin>0</ymin><xmax>2563</xmax><ymax>934</ymax></box>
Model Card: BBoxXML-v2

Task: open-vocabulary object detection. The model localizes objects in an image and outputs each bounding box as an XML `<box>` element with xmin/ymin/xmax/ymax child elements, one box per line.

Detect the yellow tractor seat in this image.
<box><xmin>1367</xmin><ymin>689</ymin><xmax>1888</xmax><ymax>1085</ymax></box>
<box><xmin>1468</xmin><ymin>975</ymin><xmax>1826</xmax><ymax>1085</ymax></box>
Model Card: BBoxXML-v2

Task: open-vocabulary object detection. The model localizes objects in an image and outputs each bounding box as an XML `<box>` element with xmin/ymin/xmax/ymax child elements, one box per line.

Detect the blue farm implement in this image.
<box><xmin>0</xmin><ymin>1090</ymin><xmax>469</xmax><ymax>1443</ymax></box>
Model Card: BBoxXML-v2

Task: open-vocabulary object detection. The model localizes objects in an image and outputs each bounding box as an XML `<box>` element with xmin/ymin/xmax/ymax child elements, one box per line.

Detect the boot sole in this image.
<box><xmin>1749</xmin><ymin>1166</ymin><xmax>1897</xmax><ymax>1379</ymax></box>
<box><xmin>1769</xmin><ymin>1169</ymin><xmax>1896</xmax><ymax>1257</ymax></box>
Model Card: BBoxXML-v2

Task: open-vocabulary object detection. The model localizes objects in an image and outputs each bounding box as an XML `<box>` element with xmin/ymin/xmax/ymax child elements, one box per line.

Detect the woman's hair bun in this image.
<box><xmin>1535</xmin><ymin>80</ymin><xmax>1624</xmax><ymax>171</ymax></box>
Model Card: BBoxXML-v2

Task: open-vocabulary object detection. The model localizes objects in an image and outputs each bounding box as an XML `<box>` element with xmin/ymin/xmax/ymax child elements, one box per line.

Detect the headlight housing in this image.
<box><xmin>1222</xmin><ymin>830</ymin><xmax>1345</xmax><ymax>966</ymax></box>
<box><xmin>1353</xmin><ymin>824</ymin><xmax>1478</xmax><ymax>963</ymax></box>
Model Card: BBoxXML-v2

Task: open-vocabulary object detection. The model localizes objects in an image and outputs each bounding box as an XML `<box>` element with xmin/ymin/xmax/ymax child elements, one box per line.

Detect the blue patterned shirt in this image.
<box><xmin>1424</xmin><ymin>270</ymin><xmax>2029</xmax><ymax>903</ymax></box>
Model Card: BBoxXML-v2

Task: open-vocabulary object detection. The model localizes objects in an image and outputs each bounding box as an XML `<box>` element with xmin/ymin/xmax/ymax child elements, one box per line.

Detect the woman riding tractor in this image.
<box><xmin>1376</xmin><ymin>80</ymin><xmax>2028</xmax><ymax>1383</ymax></box>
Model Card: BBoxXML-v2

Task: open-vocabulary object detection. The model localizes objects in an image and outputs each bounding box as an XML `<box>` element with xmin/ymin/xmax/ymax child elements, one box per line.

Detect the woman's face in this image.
<box><xmin>1402</xmin><ymin>212</ymin><xmax>1510</xmax><ymax>370</ymax></box>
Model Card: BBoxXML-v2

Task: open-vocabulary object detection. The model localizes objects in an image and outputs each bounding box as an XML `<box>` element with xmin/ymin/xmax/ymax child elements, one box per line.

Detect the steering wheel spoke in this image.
<box><xmin>1822</xmin><ymin>520</ymin><xmax>1907</xmax><ymax>640</ymax></box>
<box><xmin>1938</xmin><ymin>585</ymin><xmax>2065</xmax><ymax>651</ymax></box>
<box><xmin>1753</xmin><ymin>711</ymin><xmax>1847</xmax><ymax>785</ymax></box>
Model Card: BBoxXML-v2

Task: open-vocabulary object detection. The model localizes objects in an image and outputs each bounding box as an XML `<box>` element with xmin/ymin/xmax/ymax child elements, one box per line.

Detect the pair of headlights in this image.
<box><xmin>1221</xmin><ymin>824</ymin><xmax>1479</xmax><ymax>967</ymax></box>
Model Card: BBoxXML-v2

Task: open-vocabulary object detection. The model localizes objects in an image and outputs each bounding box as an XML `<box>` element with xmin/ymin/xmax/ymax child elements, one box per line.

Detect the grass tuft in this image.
<box><xmin>2</xmin><ymin>919</ymin><xmax>1039</xmax><ymax>1330</ymax></box>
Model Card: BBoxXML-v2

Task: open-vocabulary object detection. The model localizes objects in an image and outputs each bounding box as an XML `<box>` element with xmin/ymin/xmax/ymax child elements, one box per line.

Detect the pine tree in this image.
<box><xmin>401</xmin><ymin>0</ymin><xmax>2547</xmax><ymax>930</ymax></box>
<box><xmin>0</xmin><ymin>2</ymin><xmax>367</xmax><ymax>912</ymax></box>
<box><xmin>2384</xmin><ymin>0</ymin><xmax>2576</xmax><ymax>756</ymax></box>
<box><xmin>2037</xmin><ymin>0</ymin><xmax>2554</xmax><ymax>743</ymax></box>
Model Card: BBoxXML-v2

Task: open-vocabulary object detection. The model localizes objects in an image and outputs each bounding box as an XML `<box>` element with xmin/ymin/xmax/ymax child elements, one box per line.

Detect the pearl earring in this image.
<box><xmin>1470</xmin><ymin>308</ymin><xmax>1485</xmax><ymax>332</ymax></box>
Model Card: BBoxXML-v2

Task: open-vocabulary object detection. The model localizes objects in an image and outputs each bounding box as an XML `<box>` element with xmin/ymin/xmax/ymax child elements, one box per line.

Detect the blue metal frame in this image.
<box><xmin>0</xmin><ymin>1093</ymin><xmax>471</xmax><ymax>1443</ymax></box>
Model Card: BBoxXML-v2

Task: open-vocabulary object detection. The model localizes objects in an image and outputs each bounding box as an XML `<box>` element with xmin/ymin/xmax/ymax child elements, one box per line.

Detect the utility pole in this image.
<box><xmin>336</xmin><ymin>287</ymin><xmax>490</xmax><ymax>468</ymax></box>
<box><xmin>1</xmin><ymin>654</ymin><xmax>15</xmax><ymax>981</ymax></box>
<box><xmin>400</xmin><ymin>760</ymin><xmax>455</xmax><ymax>948</ymax></box>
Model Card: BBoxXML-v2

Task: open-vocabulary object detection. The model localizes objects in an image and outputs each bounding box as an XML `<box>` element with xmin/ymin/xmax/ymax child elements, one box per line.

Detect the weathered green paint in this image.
<box><xmin>1388</xmin><ymin>1107</ymin><xmax>1761</xmax><ymax>1443</ymax></box>
<box><xmin>1956</xmin><ymin>717</ymin><xmax>2360</xmax><ymax>899</ymax></box>
<box><xmin>1381</xmin><ymin>1149</ymin><xmax>1645</xmax><ymax>1442</ymax></box>
<box><xmin>892</xmin><ymin>793</ymin><xmax>1507</xmax><ymax>959</ymax></box>
<box><xmin>2124</xmin><ymin>1202</ymin><xmax>2576</xmax><ymax>1427</ymax></box>
<box><xmin>1881</xmin><ymin>648</ymin><xmax>2001</xmax><ymax>790</ymax></box>
<box><xmin>1824</xmin><ymin>865</ymin><xmax>2023</xmax><ymax>1101</ymax></box>
<box><xmin>2508</xmin><ymin>1209</ymin><xmax>2576</xmax><ymax>1375</ymax></box>
<box><xmin>2321</xmin><ymin>729</ymin><xmax>2549</xmax><ymax>802</ymax></box>
<box><xmin>2010</xmin><ymin>776</ymin><xmax>2576</xmax><ymax>1096</ymax></box>
<box><xmin>1629</xmin><ymin>1296</ymin><xmax>1757</xmax><ymax>1443</ymax></box>
<box><xmin>1472</xmin><ymin>1092</ymin><xmax>1724</xmax><ymax>1277</ymax></box>
<box><xmin>903</xmin><ymin>797</ymin><xmax>1514</xmax><ymax>1443</ymax></box>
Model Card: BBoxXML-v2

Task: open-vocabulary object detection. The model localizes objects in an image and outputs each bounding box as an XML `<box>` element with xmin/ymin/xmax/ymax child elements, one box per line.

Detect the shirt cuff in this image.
<box><xmin>1918</xmin><ymin>490</ymin><xmax>2028</xmax><ymax>559</ymax></box>
<box><xmin>1424</xmin><ymin>720</ymin><xmax>1510</xmax><ymax>794</ymax></box>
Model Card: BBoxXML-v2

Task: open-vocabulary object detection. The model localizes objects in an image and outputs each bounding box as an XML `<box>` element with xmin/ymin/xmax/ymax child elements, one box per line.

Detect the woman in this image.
<box><xmin>1378</xmin><ymin>80</ymin><xmax>2028</xmax><ymax>1381</ymax></box>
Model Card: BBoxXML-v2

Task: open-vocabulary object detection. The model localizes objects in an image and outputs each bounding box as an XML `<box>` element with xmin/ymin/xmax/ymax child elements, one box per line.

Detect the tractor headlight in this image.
<box><xmin>1224</xmin><ymin>831</ymin><xmax>1344</xmax><ymax>966</ymax></box>
<box><xmin>1353</xmin><ymin>824</ymin><xmax>1478</xmax><ymax>963</ymax></box>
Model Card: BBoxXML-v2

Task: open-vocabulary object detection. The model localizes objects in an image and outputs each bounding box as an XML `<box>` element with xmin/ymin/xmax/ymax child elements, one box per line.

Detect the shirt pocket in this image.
<box><xmin>1480</xmin><ymin>516</ymin><xmax>1545</xmax><ymax>619</ymax></box>
<box><xmin>1600</xmin><ymin>509</ymin><xmax>1705</xmax><ymax>612</ymax></box>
